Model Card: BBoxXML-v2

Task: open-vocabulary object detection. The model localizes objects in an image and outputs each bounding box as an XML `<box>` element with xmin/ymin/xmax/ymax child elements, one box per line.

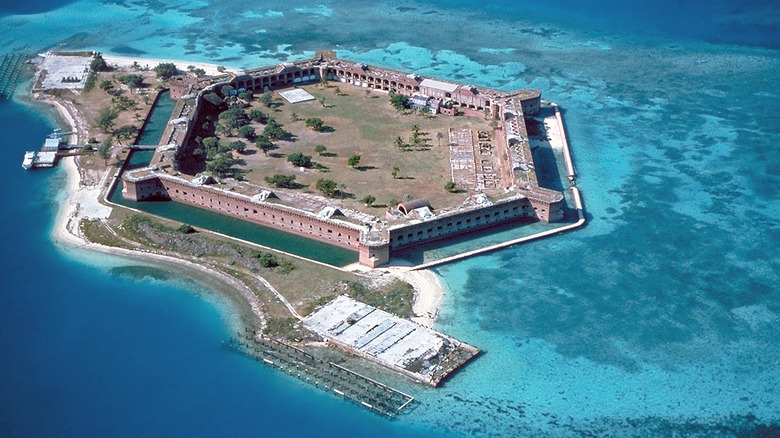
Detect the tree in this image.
<box><xmin>394</xmin><ymin>136</ymin><xmax>407</xmax><ymax>150</ymax></box>
<box><xmin>411</xmin><ymin>124</ymin><xmax>421</xmax><ymax>144</ymax></box>
<box><xmin>361</xmin><ymin>195</ymin><xmax>376</xmax><ymax>206</ymax></box>
<box><xmin>90</xmin><ymin>54</ymin><xmax>109</xmax><ymax>72</ymax></box>
<box><xmin>153</xmin><ymin>62</ymin><xmax>178</xmax><ymax>80</ymax></box>
<box><xmin>314</xmin><ymin>145</ymin><xmax>327</xmax><ymax>155</ymax></box>
<box><xmin>255</xmin><ymin>135</ymin><xmax>274</xmax><ymax>156</ymax></box>
<box><xmin>95</xmin><ymin>108</ymin><xmax>118</xmax><ymax>133</ymax></box>
<box><xmin>249</xmin><ymin>109</ymin><xmax>267</xmax><ymax>123</ymax></box>
<box><xmin>445</xmin><ymin>181</ymin><xmax>456</xmax><ymax>192</ymax></box>
<box><xmin>390</xmin><ymin>93</ymin><xmax>411</xmax><ymax>111</ymax></box>
<box><xmin>112</xmin><ymin>94</ymin><xmax>136</xmax><ymax>111</ymax></box>
<box><xmin>259</xmin><ymin>90</ymin><xmax>273</xmax><ymax>108</ymax></box>
<box><xmin>217</xmin><ymin>65</ymin><xmax>226</xmax><ymax>73</ymax></box>
<box><xmin>202</xmin><ymin>137</ymin><xmax>220</xmax><ymax>152</ymax></box>
<box><xmin>436</xmin><ymin>132</ymin><xmax>444</xmax><ymax>147</ymax></box>
<box><xmin>99</xmin><ymin>80</ymin><xmax>113</xmax><ymax>92</ymax></box>
<box><xmin>287</xmin><ymin>152</ymin><xmax>312</xmax><ymax>168</ymax></box>
<box><xmin>206</xmin><ymin>153</ymin><xmax>236</xmax><ymax>178</ymax></box>
<box><xmin>318</xmin><ymin>96</ymin><xmax>326</xmax><ymax>107</ymax></box>
<box><xmin>305</xmin><ymin>117</ymin><xmax>325</xmax><ymax>131</ymax></box>
<box><xmin>229</xmin><ymin>140</ymin><xmax>246</xmax><ymax>153</ymax></box>
<box><xmin>113</xmin><ymin>125</ymin><xmax>139</xmax><ymax>145</ymax></box>
<box><xmin>218</xmin><ymin>106</ymin><xmax>249</xmax><ymax>134</ymax></box>
<box><xmin>290</xmin><ymin>112</ymin><xmax>299</xmax><ymax>122</ymax></box>
<box><xmin>391</xmin><ymin>166</ymin><xmax>400</xmax><ymax>179</ymax></box>
<box><xmin>316</xmin><ymin>179</ymin><xmax>337</xmax><ymax>197</ymax></box>
<box><xmin>202</xmin><ymin>92</ymin><xmax>224</xmax><ymax>107</ymax></box>
<box><xmin>83</xmin><ymin>73</ymin><xmax>97</xmax><ymax>92</ymax></box>
<box><xmin>238</xmin><ymin>91</ymin><xmax>252</xmax><ymax>100</ymax></box>
<box><xmin>221</xmin><ymin>84</ymin><xmax>235</xmax><ymax>97</ymax></box>
<box><xmin>264</xmin><ymin>174</ymin><xmax>297</xmax><ymax>188</ymax></box>
<box><xmin>238</xmin><ymin>125</ymin><xmax>256</xmax><ymax>140</ymax></box>
<box><xmin>264</xmin><ymin>119</ymin><xmax>289</xmax><ymax>140</ymax></box>
<box><xmin>347</xmin><ymin>154</ymin><xmax>361</xmax><ymax>168</ymax></box>
<box><xmin>97</xmin><ymin>136</ymin><xmax>112</xmax><ymax>164</ymax></box>
<box><xmin>118</xmin><ymin>74</ymin><xmax>144</xmax><ymax>88</ymax></box>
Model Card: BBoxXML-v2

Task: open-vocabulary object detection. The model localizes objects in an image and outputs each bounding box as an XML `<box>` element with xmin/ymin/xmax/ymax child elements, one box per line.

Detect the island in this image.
<box><xmin>29</xmin><ymin>49</ymin><xmax>584</xmax><ymax>416</ymax></box>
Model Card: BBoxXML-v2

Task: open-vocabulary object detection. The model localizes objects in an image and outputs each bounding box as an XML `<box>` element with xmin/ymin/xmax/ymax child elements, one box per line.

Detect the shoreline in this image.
<box><xmin>101</xmin><ymin>54</ymin><xmax>238</xmax><ymax>77</ymax></box>
<box><xmin>31</xmin><ymin>55</ymin><xmax>446</xmax><ymax>332</ymax></box>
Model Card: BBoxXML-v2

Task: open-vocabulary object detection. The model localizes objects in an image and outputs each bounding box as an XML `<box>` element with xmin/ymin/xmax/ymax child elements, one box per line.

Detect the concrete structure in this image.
<box><xmin>302</xmin><ymin>295</ymin><xmax>479</xmax><ymax>386</ymax></box>
<box><xmin>122</xmin><ymin>53</ymin><xmax>567</xmax><ymax>267</ymax></box>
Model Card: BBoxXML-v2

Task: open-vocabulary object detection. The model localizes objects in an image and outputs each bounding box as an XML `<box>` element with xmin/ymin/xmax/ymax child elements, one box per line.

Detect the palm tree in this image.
<box><xmin>436</xmin><ymin>132</ymin><xmax>444</xmax><ymax>147</ymax></box>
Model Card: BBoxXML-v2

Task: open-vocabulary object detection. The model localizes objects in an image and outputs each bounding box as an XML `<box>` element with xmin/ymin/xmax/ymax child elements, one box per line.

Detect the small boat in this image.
<box><xmin>22</xmin><ymin>151</ymin><xmax>36</xmax><ymax>170</ymax></box>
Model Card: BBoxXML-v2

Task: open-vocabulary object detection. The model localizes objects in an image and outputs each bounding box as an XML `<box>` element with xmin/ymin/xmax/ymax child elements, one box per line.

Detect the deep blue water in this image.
<box><xmin>1</xmin><ymin>0</ymin><xmax>778</xmax><ymax>436</ymax></box>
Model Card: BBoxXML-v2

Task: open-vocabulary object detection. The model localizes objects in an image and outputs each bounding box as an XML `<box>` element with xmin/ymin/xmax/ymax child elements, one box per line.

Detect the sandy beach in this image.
<box><xmin>102</xmin><ymin>55</ymin><xmax>238</xmax><ymax>77</ymax></box>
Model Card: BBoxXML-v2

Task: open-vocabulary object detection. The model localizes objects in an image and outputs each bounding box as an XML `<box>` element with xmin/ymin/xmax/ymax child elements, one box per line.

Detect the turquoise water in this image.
<box><xmin>1</xmin><ymin>0</ymin><xmax>779</xmax><ymax>436</ymax></box>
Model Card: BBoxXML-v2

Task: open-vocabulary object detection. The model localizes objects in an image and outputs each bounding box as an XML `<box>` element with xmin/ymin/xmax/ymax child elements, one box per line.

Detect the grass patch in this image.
<box><xmin>346</xmin><ymin>280</ymin><xmax>414</xmax><ymax>318</ymax></box>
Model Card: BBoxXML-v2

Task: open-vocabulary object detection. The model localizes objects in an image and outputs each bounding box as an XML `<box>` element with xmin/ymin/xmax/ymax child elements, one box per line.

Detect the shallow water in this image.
<box><xmin>1</xmin><ymin>0</ymin><xmax>778</xmax><ymax>436</ymax></box>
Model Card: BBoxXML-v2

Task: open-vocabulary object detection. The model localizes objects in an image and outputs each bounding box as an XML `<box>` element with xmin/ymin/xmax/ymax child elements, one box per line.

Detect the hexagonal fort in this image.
<box><xmin>122</xmin><ymin>50</ymin><xmax>565</xmax><ymax>267</ymax></box>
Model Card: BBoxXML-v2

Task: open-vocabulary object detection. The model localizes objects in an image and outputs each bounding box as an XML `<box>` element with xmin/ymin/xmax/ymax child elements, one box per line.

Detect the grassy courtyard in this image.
<box><xmin>213</xmin><ymin>83</ymin><xmax>496</xmax><ymax>212</ymax></box>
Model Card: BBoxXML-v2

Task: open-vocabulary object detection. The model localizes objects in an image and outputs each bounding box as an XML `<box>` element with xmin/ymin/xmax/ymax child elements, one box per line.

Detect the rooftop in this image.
<box><xmin>302</xmin><ymin>295</ymin><xmax>479</xmax><ymax>386</ymax></box>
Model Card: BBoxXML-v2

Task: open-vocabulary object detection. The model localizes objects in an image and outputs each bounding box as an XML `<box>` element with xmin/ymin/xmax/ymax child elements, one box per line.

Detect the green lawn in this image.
<box><xmin>224</xmin><ymin>84</ymin><xmax>495</xmax><ymax>212</ymax></box>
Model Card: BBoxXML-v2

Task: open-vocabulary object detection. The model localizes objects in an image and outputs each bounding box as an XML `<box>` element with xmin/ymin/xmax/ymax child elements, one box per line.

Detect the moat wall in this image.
<box><xmin>122</xmin><ymin>173</ymin><xmax>562</xmax><ymax>267</ymax></box>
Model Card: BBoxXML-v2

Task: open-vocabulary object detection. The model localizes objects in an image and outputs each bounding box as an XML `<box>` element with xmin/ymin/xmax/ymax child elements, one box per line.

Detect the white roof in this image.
<box><xmin>279</xmin><ymin>88</ymin><xmax>316</xmax><ymax>104</ymax></box>
<box><xmin>419</xmin><ymin>78</ymin><xmax>459</xmax><ymax>93</ymax></box>
<box><xmin>43</xmin><ymin>138</ymin><xmax>60</xmax><ymax>149</ymax></box>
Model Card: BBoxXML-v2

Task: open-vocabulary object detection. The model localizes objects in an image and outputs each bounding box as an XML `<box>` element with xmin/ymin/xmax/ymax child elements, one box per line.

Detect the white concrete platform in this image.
<box><xmin>279</xmin><ymin>88</ymin><xmax>316</xmax><ymax>104</ymax></box>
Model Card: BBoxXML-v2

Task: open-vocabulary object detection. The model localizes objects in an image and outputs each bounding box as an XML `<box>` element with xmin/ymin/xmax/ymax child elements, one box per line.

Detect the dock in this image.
<box><xmin>23</xmin><ymin>130</ymin><xmax>64</xmax><ymax>170</ymax></box>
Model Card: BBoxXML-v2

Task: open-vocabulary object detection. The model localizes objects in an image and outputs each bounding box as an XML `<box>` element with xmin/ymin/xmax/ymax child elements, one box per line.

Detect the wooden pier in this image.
<box><xmin>230</xmin><ymin>329</ymin><xmax>415</xmax><ymax>418</ymax></box>
<box><xmin>0</xmin><ymin>53</ymin><xmax>29</xmax><ymax>101</ymax></box>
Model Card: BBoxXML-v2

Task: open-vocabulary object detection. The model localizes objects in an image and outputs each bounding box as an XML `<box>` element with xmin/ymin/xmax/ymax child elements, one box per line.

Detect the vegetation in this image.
<box><xmin>206</xmin><ymin>153</ymin><xmax>238</xmax><ymax>178</ymax></box>
<box><xmin>83</xmin><ymin>72</ymin><xmax>97</xmax><ymax>92</ymax></box>
<box><xmin>176</xmin><ymin>224</ymin><xmax>196</xmax><ymax>234</ymax></box>
<box><xmin>445</xmin><ymin>181</ymin><xmax>457</xmax><ymax>192</ymax></box>
<box><xmin>90</xmin><ymin>53</ymin><xmax>109</xmax><ymax>72</ymax></box>
<box><xmin>113</xmin><ymin>125</ymin><xmax>139</xmax><ymax>145</ymax></box>
<box><xmin>263</xmin><ymin>119</ymin><xmax>290</xmax><ymax>140</ymax></box>
<box><xmin>228</xmin><ymin>140</ymin><xmax>246</xmax><ymax>153</ymax></box>
<box><xmin>314</xmin><ymin>145</ymin><xmax>327</xmax><ymax>155</ymax></box>
<box><xmin>287</xmin><ymin>152</ymin><xmax>312</xmax><ymax>168</ymax></box>
<box><xmin>118</xmin><ymin>74</ymin><xmax>145</xmax><ymax>88</ymax></box>
<box><xmin>97</xmin><ymin>136</ymin><xmax>112</xmax><ymax>164</ymax></box>
<box><xmin>238</xmin><ymin>125</ymin><xmax>256</xmax><ymax>140</ymax></box>
<box><xmin>361</xmin><ymin>195</ymin><xmax>376</xmax><ymax>206</ymax></box>
<box><xmin>264</xmin><ymin>174</ymin><xmax>297</xmax><ymax>188</ymax></box>
<box><xmin>255</xmin><ymin>134</ymin><xmax>274</xmax><ymax>156</ymax></box>
<box><xmin>346</xmin><ymin>281</ymin><xmax>414</xmax><ymax>318</ymax></box>
<box><xmin>305</xmin><ymin>117</ymin><xmax>327</xmax><ymax>132</ymax></box>
<box><xmin>95</xmin><ymin>107</ymin><xmax>118</xmax><ymax>133</ymax></box>
<box><xmin>259</xmin><ymin>90</ymin><xmax>274</xmax><ymax>108</ymax></box>
<box><xmin>316</xmin><ymin>178</ymin><xmax>337</xmax><ymax>197</ymax></box>
<box><xmin>249</xmin><ymin>108</ymin><xmax>268</xmax><ymax>123</ymax></box>
<box><xmin>347</xmin><ymin>154</ymin><xmax>361</xmax><ymax>168</ymax></box>
<box><xmin>153</xmin><ymin>62</ymin><xmax>178</xmax><ymax>80</ymax></box>
<box><xmin>389</xmin><ymin>93</ymin><xmax>411</xmax><ymax>112</ymax></box>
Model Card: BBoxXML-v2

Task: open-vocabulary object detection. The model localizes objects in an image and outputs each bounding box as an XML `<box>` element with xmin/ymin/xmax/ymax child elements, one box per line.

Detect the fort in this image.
<box><xmin>122</xmin><ymin>50</ymin><xmax>568</xmax><ymax>268</ymax></box>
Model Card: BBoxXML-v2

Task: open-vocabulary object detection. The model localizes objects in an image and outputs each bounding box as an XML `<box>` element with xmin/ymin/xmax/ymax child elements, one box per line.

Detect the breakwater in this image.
<box><xmin>0</xmin><ymin>53</ymin><xmax>27</xmax><ymax>101</ymax></box>
<box><xmin>230</xmin><ymin>329</ymin><xmax>415</xmax><ymax>418</ymax></box>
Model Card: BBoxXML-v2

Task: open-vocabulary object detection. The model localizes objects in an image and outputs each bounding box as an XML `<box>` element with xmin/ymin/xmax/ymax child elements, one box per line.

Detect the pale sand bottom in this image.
<box><xmin>102</xmin><ymin>55</ymin><xmax>238</xmax><ymax>77</ymax></box>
